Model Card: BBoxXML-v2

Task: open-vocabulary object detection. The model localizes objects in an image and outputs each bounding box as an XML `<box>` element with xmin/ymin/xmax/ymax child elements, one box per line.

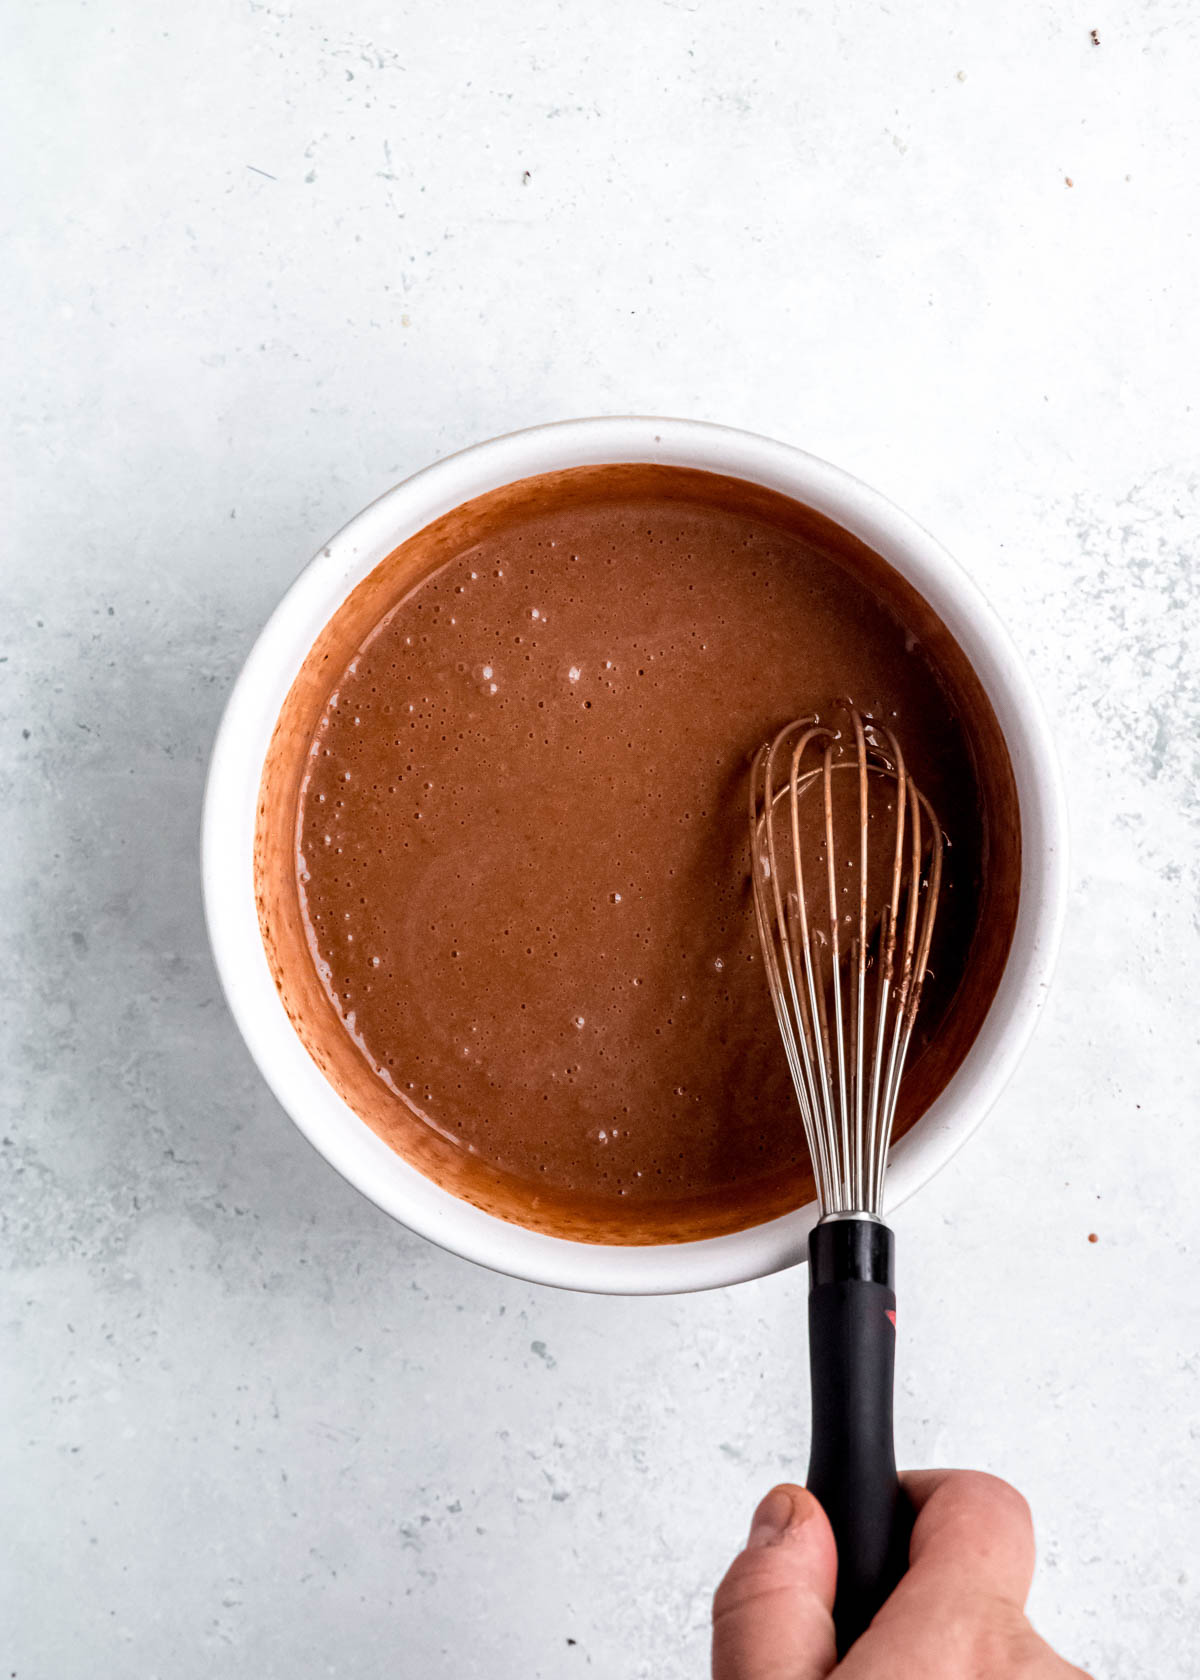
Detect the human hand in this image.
<box><xmin>712</xmin><ymin>1471</ymin><xmax>1091</xmax><ymax>1678</ymax></box>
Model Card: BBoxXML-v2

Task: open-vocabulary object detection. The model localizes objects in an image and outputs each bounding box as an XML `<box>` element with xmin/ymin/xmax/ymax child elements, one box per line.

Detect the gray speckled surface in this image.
<box><xmin>3</xmin><ymin>2</ymin><xmax>1199</xmax><ymax>1675</ymax></box>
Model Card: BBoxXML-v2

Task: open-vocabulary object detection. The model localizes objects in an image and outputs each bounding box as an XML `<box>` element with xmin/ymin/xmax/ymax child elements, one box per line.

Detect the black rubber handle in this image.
<box><xmin>805</xmin><ymin>1218</ymin><xmax>914</xmax><ymax>1656</ymax></box>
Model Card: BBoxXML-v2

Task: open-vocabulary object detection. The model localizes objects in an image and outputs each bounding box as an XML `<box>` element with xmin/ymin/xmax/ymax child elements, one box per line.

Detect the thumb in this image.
<box><xmin>712</xmin><ymin>1485</ymin><xmax>839</xmax><ymax>1680</ymax></box>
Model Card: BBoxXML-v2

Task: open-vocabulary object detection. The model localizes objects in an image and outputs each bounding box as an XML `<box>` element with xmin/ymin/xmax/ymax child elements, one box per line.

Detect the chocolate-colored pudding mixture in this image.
<box><xmin>261</xmin><ymin>467</ymin><xmax>1018</xmax><ymax>1243</ymax></box>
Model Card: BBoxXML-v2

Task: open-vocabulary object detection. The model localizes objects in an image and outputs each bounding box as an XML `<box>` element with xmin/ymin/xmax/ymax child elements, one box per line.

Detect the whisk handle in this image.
<box><xmin>806</xmin><ymin>1216</ymin><xmax>913</xmax><ymax>1656</ymax></box>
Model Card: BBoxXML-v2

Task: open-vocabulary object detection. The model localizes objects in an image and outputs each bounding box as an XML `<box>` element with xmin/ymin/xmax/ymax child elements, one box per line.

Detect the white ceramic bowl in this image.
<box><xmin>203</xmin><ymin>417</ymin><xmax>1067</xmax><ymax>1294</ymax></box>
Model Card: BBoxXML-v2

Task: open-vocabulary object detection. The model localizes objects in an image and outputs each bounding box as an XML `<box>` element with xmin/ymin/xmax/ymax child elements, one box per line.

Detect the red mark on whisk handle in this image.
<box><xmin>806</xmin><ymin>1217</ymin><xmax>914</xmax><ymax>1657</ymax></box>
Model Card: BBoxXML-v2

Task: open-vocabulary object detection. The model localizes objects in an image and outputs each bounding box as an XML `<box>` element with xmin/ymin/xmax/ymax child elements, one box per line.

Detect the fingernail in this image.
<box><xmin>747</xmin><ymin>1487</ymin><xmax>802</xmax><ymax>1549</ymax></box>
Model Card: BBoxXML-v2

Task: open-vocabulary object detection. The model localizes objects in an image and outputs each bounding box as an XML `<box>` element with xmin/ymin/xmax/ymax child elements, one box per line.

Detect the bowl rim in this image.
<box><xmin>202</xmin><ymin>416</ymin><xmax>1068</xmax><ymax>1294</ymax></box>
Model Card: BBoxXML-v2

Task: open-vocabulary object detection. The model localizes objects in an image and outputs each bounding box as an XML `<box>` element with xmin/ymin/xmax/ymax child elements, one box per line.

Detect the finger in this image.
<box><xmin>901</xmin><ymin>1469</ymin><xmax>1037</xmax><ymax>1607</ymax></box>
<box><xmin>835</xmin><ymin>1472</ymin><xmax>1043</xmax><ymax>1678</ymax></box>
<box><xmin>712</xmin><ymin>1484</ymin><xmax>838</xmax><ymax>1680</ymax></box>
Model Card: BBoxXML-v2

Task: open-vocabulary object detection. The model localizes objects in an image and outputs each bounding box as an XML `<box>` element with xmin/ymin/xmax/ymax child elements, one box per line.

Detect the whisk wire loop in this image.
<box><xmin>749</xmin><ymin>706</ymin><xmax>943</xmax><ymax>1218</ymax></box>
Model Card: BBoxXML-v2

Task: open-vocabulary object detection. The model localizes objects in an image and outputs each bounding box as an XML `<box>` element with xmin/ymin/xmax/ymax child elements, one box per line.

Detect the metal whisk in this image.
<box><xmin>748</xmin><ymin>703</ymin><xmax>943</xmax><ymax>1654</ymax></box>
